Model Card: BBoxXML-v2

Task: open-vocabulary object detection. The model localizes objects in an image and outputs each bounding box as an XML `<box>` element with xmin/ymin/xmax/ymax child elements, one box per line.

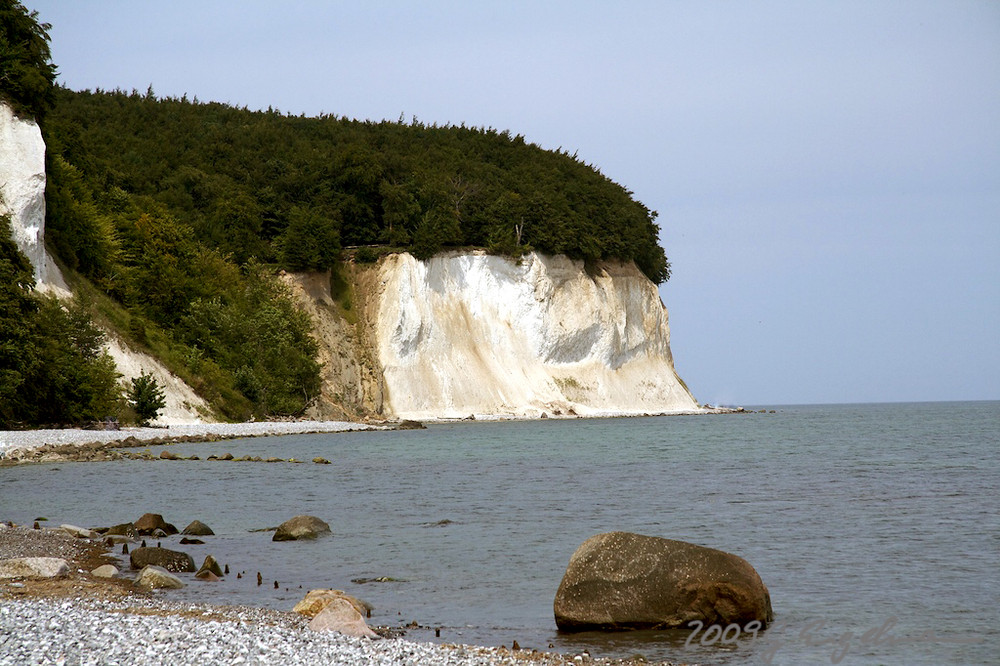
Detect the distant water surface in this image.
<box><xmin>2</xmin><ymin>401</ymin><xmax>997</xmax><ymax>665</ymax></box>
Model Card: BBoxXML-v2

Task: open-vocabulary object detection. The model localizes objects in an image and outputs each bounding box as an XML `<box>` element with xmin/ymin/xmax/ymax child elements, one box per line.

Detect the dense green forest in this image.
<box><xmin>43</xmin><ymin>87</ymin><xmax>670</xmax><ymax>282</ymax></box>
<box><xmin>3</xmin><ymin>1</ymin><xmax>675</xmax><ymax>426</ymax></box>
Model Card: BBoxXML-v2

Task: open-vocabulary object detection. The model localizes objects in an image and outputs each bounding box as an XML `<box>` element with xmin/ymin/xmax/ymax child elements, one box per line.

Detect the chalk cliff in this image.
<box><xmin>372</xmin><ymin>252</ymin><xmax>698</xmax><ymax>418</ymax></box>
<box><xmin>0</xmin><ymin>103</ymin><xmax>69</xmax><ymax>296</ymax></box>
<box><xmin>4</xmin><ymin>101</ymin><xmax>696</xmax><ymax>423</ymax></box>
<box><xmin>287</xmin><ymin>252</ymin><xmax>698</xmax><ymax>420</ymax></box>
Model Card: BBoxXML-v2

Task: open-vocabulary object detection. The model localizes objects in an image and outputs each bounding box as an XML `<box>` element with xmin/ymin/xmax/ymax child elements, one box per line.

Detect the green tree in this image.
<box><xmin>0</xmin><ymin>0</ymin><xmax>57</xmax><ymax>119</ymax></box>
<box><xmin>21</xmin><ymin>297</ymin><xmax>121</xmax><ymax>425</ymax></box>
<box><xmin>129</xmin><ymin>371</ymin><xmax>166</xmax><ymax>426</ymax></box>
<box><xmin>278</xmin><ymin>206</ymin><xmax>340</xmax><ymax>271</ymax></box>
<box><xmin>0</xmin><ymin>214</ymin><xmax>38</xmax><ymax>426</ymax></box>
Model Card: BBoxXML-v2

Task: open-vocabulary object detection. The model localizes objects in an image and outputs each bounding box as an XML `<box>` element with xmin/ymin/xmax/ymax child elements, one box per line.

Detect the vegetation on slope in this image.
<box><xmin>0</xmin><ymin>215</ymin><xmax>120</xmax><ymax>427</ymax></box>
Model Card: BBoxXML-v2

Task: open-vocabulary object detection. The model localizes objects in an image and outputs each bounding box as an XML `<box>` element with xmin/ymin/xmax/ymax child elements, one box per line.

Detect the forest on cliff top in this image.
<box><xmin>43</xmin><ymin>87</ymin><xmax>670</xmax><ymax>283</ymax></box>
<box><xmin>2</xmin><ymin>1</ymin><xmax>672</xmax><ymax>427</ymax></box>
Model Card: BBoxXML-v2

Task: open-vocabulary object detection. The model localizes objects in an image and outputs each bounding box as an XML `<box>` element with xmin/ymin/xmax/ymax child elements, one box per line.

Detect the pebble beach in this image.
<box><xmin>0</xmin><ymin>426</ymin><xmax>671</xmax><ymax>666</ymax></box>
<box><xmin>0</xmin><ymin>421</ymin><xmax>383</xmax><ymax>461</ymax></box>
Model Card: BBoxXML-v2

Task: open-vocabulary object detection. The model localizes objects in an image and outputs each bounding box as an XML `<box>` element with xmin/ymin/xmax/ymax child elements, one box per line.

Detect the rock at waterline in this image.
<box><xmin>0</xmin><ymin>557</ymin><xmax>70</xmax><ymax>579</ymax></box>
<box><xmin>272</xmin><ymin>515</ymin><xmax>331</xmax><ymax>542</ymax></box>
<box><xmin>129</xmin><ymin>546</ymin><xmax>195</xmax><ymax>573</ymax></box>
<box><xmin>293</xmin><ymin>589</ymin><xmax>373</xmax><ymax>619</ymax></box>
<box><xmin>196</xmin><ymin>554</ymin><xmax>223</xmax><ymax>578</ymax></box>
<box><xmin>136</xmin><ymin>565</ymin><xmax>184</xmax><ymax>590</ymax></box>
<box><xmin>308</xmin><ymin>598</ymin><xmax>378</xmax><ymax>638</ymax></box>
<box><xmin>60</xmin><ymin>524</ymin><xmax>100</xmax><ymax>539</ymax></box>
<box><xmin>105</xmin><ymin>522</ymin><xmax>139</xmax><ymax>540</ymax></box>
<box><xmin>181</xmin><ymin>520</ymin><xmax>215</xmax><ymax>536</ymax></box>
<box><xmin>133</xmin><ymin>513</ymin><xmax>178</xmax><ymax>536</ymax></box>
<box><xmin>553</xmin><ymin>531</ymin><xmax>773</xmax><ymax>632</ymax></box>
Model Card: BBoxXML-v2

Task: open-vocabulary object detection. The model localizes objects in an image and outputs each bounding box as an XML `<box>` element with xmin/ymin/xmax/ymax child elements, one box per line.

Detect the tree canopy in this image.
<box><xmin>42</xmin><ymin>87</ymin><xmax>671</xmax><ymax>283</ymax></box>
<box><xmin>0</xmin><ymin>0</ymin><xmax>57</xmax><ymax>119</ymax></box>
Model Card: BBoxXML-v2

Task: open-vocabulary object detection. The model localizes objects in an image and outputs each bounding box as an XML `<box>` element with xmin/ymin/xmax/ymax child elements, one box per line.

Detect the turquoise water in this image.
<box><xmin>2</xmin><ymin>402</ymin><xmax>997</xmax><ymax>664</ymax></box>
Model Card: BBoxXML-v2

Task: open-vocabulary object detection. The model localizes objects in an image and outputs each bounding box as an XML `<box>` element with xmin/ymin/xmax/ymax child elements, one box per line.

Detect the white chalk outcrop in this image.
<box><xmin>370</xmin><ymin>251</ymin><xmax>698</xmax><ymax>419</ymax></box>
<box><xmin>0</xmin><ymin>102</ymin><xmax>69</xmax><ymax>295</ymax></box>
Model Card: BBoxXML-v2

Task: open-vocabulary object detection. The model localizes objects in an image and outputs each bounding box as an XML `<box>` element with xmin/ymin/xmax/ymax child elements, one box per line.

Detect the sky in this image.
<box><xmin>26</xmin><ymin>0</ymin><xmax>1000</xmax><ymax>406</ymax></box>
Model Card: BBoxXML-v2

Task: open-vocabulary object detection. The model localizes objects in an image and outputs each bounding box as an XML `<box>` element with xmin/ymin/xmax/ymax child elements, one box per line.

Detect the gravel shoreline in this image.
<box><xmin>0</xmin><ymin>421</ymin><xmax>385</xmax><ymax>462</ymax></box>
<box><xmin>0</xmin><ymin>526</ymin><xmax>673</xmax><ymax>666</ymax></box>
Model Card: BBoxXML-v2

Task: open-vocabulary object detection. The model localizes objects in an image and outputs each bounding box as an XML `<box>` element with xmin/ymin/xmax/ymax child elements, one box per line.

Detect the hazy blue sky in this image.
<box><xmin>27</xmin><ymin>1</ymin><xmax>1000</xmax><ymax>406</ymax></box>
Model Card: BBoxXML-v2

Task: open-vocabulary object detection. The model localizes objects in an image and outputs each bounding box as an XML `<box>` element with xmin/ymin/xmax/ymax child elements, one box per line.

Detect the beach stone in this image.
<box><xmin>60</xmin><ymin>524</ymin><xmax>100</xmax><ymax>539</ymax></box>
<box><xmin>135</xmin><ymin>565</ymin><xmax>185</xmax><ymax>590</ymax></box>
<box><xmin>134</xmin><ymin>513</ymin><xmax>178</xmax><ymax>536</ymax></box>
<box><xmin>159</xmin><ymin>449</ymin><xmax>179</xmax><ymax>460</ymax></box>
<box><xmin>106</xmin><ymin>523</ymin><xmax>140</xmax><ymax>540</ymax></box>
<box><xmin>272</xmin><ymin>515</ymin><xmax>331</xmax><ymax>541</ymax></box>
<box><xmin>554</xmin><ymin>531</ymin><xmax>773</xmax><ymax>632</ymax></box>
<box><xmin>308</xmin><ymin>598</ymin><xmax>378</xmax><ymax>638</ymax></box>
<box><xmin>195</xmin><ymin>570</ymin><xmax>221</xmax><ymax>581</ymax></box>
<box><xmin>129</xmin><ymin>546</ymin><xmax>195</xmax><ymax>573</ymax></box>
<box><xmin>91</xmin><ymin>564</ymin><xmax>118</xmax><ymax>578</ymax></box>
<box><xmin>196</xmin><ymin>555</ymin><xmax>223</xmax><ymax>578</ymax></box>
<box><xmin>293</xmin><ymin>589</ymin><xmax>373</xmax><ymax>619</ymax></box>
<box><xmin>0</xmin><ymin>557</ymin><xmax>70</xmax><ymax>579</ymax></box>
<box><xmin>181</xmin><ymin>520</ymin><xmax>215</xmax><ymax>536</ymax></box>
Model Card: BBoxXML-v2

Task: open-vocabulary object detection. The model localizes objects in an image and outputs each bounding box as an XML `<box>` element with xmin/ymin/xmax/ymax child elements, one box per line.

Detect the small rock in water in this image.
<box><xmin>197</xmin><ymin>555</ymin><xmax>223</xmax><ymax>578</ymax></box>
<box><xmin>272</xmin><ymin>515</ymin><xmax>331</xmax><ymax>542</ymax></box>
<box><xmin>181</xmin><ymin>520</ymin><xmax>215</xmax><ymax>536</ymax></box>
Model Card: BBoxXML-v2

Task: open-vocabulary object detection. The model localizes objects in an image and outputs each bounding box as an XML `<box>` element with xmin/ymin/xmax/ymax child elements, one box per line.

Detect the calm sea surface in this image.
<box><xmin>2</xmin><ymin>402</ymin><xmax>998</xmax><ymax>665</ymax></box>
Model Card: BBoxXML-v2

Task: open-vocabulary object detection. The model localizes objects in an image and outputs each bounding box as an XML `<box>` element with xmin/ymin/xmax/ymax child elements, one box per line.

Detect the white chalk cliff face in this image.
<box><xmin>371</xmin><ymin>252</ymin><xmax>699</xmax><ymax>419</ymax></box>
<box><xmin>0</xmin><ymin>103</ymin><xmax>69</xmax><ymax>295</ymax></box>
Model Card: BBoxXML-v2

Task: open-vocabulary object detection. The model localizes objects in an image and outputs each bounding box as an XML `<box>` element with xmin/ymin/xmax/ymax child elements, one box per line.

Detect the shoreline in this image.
<box><xmin>0</xmin><ymin>420</ymin><xmax>388</xmax><ymax>464</ymax></box>
<box><xmin>0</xmin><ymin>524</ymin><xmax>670</xmax><ymax>666</ymax></box>
<box><xmin>0</xmin><ymin>408</ymin><xmax>744</xmax><ymax>465</ymax></box>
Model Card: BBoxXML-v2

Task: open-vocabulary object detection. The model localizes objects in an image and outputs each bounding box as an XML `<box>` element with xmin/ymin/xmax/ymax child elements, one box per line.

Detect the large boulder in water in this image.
<box><xmin>129</xmin><ymin>546</ymin><xmax>195</xmax><ymax>573</ymax></box>
<box><xmin>554</xmin><ymin>532</ymin><xmax>773</xmax><ymax>632</ymax></box>
<box><xmin>272</xmin><ymin>515</ymin><xmax>331</xmax><ymax>541</ymax></box>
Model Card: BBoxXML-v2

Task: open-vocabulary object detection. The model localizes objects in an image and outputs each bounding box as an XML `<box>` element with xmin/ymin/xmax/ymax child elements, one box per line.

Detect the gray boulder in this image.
<box><xmin>554</xmin><ymin>532</ymin><xmax>773</xmax><ymax>632</ymax></box>
<box><xmin>129</xmin><ymin>546</ymin><xmax>195</xmax><ymax>573</ymax></box>
<box><xmin>272</xmin><ymin>515</ymin><xmax>331</xmax><ymax>542</ymax></box>
<box><xmin>0</xmin><ymin>557</ymin><xmax>70</xmax><ymax>579</ymax></box>
<box><xmin>136</xmin><ymin>565</ymin><xmax>184</xmax><ymax>590</ymax></box>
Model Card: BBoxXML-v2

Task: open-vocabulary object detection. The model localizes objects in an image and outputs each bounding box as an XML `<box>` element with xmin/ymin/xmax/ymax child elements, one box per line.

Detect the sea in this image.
<box><xmin>2</xmin><ymin>401</ymin><xmax>997</xmax><ymax>665</ymax></box>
